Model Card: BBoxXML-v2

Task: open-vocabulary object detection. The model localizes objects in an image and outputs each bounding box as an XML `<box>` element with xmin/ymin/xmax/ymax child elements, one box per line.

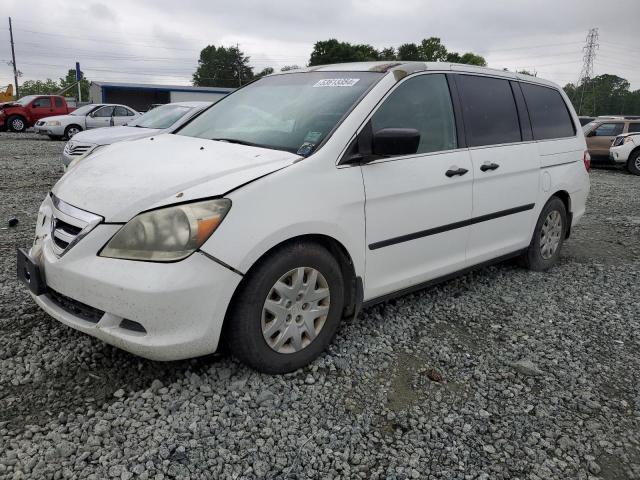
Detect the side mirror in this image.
<box><xmin>587</xmin><ymin>130</ymin><xmax>596</xmax><ymax>137</ymax></box>
<box><xmin>372</xmin><ymin>128</ymin><xmax>420</xmax><ymax>157</ymax></box>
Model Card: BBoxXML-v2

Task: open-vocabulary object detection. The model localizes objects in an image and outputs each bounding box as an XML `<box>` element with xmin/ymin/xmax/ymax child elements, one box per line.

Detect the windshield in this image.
<box><xmin>582</xmin><ymin>121</ymin><xmax>597</xmax><ymax>133</ymax></box>
<box><xmin>16</xmin><ymin>95</ymin><xmax>37</xmax><ymax>106</ymax></box>
<box><xmin>178</xmin><ymin>71</ymin><xmax>383</xmax><ymax>155</ymax></box>
<box><xmin>130</xmin><ymin>104</ymin><xmax>194</xmax><ymax>129</ymax></box>
<box><xmin>71</xmin><ymin>104</ymin><xmax>98</xmax><ymax>116</ymax></box>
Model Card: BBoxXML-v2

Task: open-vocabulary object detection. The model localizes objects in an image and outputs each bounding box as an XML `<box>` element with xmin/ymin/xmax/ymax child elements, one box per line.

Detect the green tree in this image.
<box><xmin>309</xmin><ymin>39</ymin><xmax>379</xmax><ymax>66</ymax></box>
<box><xmin>380</xmin><ymin>47</ymin><xmax>397</xmax><ymax>61</ymax></box>
<box><xmin>59</xmin><ymin>69</ymin><xmax>90</xmax><ymax>100</ymax></box>
<box><xmin>459</xmin><ymin>52</ymin><xmax>487</xmax><ymax>66</ymax></box>
<box><xmin>280</xmin><ymin>65</ymin><xmax>300</xmax><ymax>72</ymax></box>
<box><xmin>419</xmin><ymin>37</ymin><xmax>448</xmax><ymax>61</ymax></box>
<box><xmin>564</xmin><ymin>74</ymin><xmax>639</xmax><ymax>116</ymax></box>
<box><xmin>255</xmin><ymin>67</ymin><xmax>274</xmax><ymax>78</ymax></box>
<box><xmin>193</xmin><ymin>45</ymin><xmax>254</xmax><ymax>87</ymax></box>
<box><xmin>397</xmin><ymin>43</ymin><xmax>421</xmax><ymax>61</ymax></box>
<box><xmin>18</xmin><ymin>79</ymin><xmax>59</xmax><ymax>97</ymax></box>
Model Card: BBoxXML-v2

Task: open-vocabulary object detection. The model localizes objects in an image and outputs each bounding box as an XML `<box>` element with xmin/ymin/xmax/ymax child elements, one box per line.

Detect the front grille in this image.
<box><xmin>63</xmin><ymin>141</ymin><xmax>95</xmax><ymax>157</ymax></box>
<box><xmin>49</xmin><ymin>194</ymin><xmax>102</xmax><ymax>257</ymax></box>
<box><xmin>47</xmin><ymin>289</ymin><xmax>104</xmax><ymax>323</ymax></box>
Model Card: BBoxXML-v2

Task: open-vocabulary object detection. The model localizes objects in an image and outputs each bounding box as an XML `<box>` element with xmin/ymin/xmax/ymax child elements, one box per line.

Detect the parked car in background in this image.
<box><xmin>610</xmin><ymin>132</ymin><xmax>640</xmax><ymax>175</ymax></box>
<box><xmin>0</xmin><ymin>95</ymin><xmax>75</xmax><ymax>132</ymax></box>
<box><xmin>62</xmin><ymin>101</ymin><xmax>211</xmax><ymax>167</ymax></box>
<box><xmin>583</xmin><ymin>116</ymin><xmax>640</xmax><ymax>160</ymax></box>
<box><xmin>18</xmin><ymin>62</ymin><xmax>590</xmax><ymax>373</ymax></box>
<box><xmin>34</xmin><ymin>104</ymin><xmax>140</xmax><ymax>140</ymax></box>
<box><xmin>579</xmin><ymin>116</ymin><xmax>595</xmax><ymax>126</ymax></box>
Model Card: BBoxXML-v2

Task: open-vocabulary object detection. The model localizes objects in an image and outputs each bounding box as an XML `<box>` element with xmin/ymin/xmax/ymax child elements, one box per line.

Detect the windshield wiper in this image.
<box><xmin>210</xmin><ymin>138</ymin><xmax>259</xmax><ymax>147</ymax></box>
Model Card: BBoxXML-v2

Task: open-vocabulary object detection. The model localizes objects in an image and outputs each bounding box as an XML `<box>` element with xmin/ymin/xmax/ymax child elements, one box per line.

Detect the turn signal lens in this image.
<box><xmin>100</xmin><ymin>199</ymin><xmax>231</xmax><ymax>262</ymax></box>
<box><xmin>583</xmin><ymin>150</ymin><xmax>591</xmax><ymax>172</ymax></box>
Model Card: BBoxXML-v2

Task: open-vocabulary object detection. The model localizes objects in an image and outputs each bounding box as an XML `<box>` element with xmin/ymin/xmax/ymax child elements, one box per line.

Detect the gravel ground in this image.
<box><xmin>1</xmin><ymin>132</ymin><xmax>639</xmax><ymax>480</ymax></box>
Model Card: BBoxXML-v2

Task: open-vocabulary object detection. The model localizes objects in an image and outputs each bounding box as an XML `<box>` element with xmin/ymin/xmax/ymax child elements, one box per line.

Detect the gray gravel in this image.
<box><xmin>1</xmin><ymin>132</ymin><xmax>639</xmax><ymax>479</ymax></box>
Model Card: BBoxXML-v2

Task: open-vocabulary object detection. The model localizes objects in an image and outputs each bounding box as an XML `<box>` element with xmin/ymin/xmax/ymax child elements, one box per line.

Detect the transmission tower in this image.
<box><xmin>577</xmin><ymin>28</ymin><xmax>599</xmax><ymax>115</ymax></box>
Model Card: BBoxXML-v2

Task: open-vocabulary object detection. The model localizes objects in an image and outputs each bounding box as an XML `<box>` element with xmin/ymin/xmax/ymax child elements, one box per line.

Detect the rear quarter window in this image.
<box><xmin>628</xmin><ymin>123</ymin><xmax>640</xmax><ymax>133</ymax></box>
<box><xmin>456</xmin><ymin>75</ymin><xmax>522</xmax><ymax>147</ymax></box>
<box><xmin>520</xmin><ymin>83</ymin><xmax>576</xmax><ymax>140</ymax></box>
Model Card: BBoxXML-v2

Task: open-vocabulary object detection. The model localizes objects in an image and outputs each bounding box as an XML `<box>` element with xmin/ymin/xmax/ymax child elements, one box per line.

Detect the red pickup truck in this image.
<box><xmin>0</xmin><ymin>95</ymin><xmax>75</xmax><ymax>132</ymax></box>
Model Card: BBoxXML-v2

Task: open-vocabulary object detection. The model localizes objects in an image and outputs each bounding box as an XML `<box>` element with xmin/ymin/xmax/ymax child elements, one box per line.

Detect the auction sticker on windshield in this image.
<box><xmin>313</xmin><ymin>78</ymin><xmax>360</xmax><ymax>87</ymax></box>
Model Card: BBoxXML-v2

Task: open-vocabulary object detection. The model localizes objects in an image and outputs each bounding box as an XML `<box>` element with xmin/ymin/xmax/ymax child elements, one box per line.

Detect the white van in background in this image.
<box><xmin>18</xmin><ymin>62</ymin><xmax>590</xmax><ymax>373</ymax></box>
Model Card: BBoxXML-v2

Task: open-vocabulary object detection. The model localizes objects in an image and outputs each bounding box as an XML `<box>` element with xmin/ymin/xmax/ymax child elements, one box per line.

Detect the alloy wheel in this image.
<box><xmin>11</xmin><ymin>118</ymin><xmax>24</xmax><ymax>131</ymax></box>
<box><xmin>261</xmin><ymin>267</ymin><xmax>330</xmax><ymax>354</ymax></box>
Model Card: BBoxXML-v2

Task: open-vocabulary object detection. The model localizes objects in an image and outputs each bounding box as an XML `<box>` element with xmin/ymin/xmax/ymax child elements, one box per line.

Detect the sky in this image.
<box><xmin>1</xmin><ymin>0</ymin><xmax>639</xmax><ymax>92</ymax></box>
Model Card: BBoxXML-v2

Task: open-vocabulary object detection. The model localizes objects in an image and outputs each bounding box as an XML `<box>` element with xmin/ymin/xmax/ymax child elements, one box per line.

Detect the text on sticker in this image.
<box><xmin>313</xmin><ymin>78</ymin><xmax>360</xmax><ymax>87</ymax></box>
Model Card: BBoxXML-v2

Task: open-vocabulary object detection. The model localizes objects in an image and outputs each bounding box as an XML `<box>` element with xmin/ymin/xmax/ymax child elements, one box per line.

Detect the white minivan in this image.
<box><xmin>18</xmin><ymin>62</ymin><xmax>590</xmax><ymax>373</ymax></box>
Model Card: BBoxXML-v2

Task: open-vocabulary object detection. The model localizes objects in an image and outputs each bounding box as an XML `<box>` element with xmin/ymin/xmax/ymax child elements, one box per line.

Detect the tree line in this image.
<box><xmin>563</xmin><ymin>74</ymin><xmax>640</xmax><ymax>117</ymax></box>
<box><xmin>16</xmin><ymin>69</ymin><xmax>90</xmax><ymax>99</ymax></box>
<box><xmin>192</xmin><ymin>37</ymin><xmax>486</xmax><ymax>88</ymax></box>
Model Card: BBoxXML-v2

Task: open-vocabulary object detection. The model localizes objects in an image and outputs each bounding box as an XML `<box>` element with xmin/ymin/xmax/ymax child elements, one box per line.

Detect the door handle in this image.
<box><xmin>480</xmin><ymin>162</ymin><xmax>500</xmax><ymax>172</ymax></box>
<box><xmin>445</xmin><ymin>167</ymin><xmax>469</xmax><ymax>177</ymax></box>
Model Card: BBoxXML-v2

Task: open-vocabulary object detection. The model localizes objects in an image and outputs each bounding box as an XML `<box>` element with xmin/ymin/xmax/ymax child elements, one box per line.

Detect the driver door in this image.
<box><xmin>86</xmin><ymin>106</ymin><xmax>114</xmax><ymax>129</ymax></box>
<box><xmin>361</xmin><ymin>73</ymin><xmax>473</xmax><ymax>299</ymax></box>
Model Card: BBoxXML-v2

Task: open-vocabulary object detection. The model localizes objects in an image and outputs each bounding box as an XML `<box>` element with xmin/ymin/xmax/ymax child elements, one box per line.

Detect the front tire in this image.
<box><xmin>627</xmin><ymin>151</ymin><xmax>640</xmax><ymax>176</ymax></box>
<box><xmin>7</xmin><ymin>115</ymin><xmax>26</xmax><ymax>132</ymax></box>
<box><xmin>64</xmin><ymin>124</ymin><xmax>82</xmax><ymax>140</ymax></box>
<box><xmin>522</xmin><ymin>197</ymin><xmax>567</xmax><ymax>271</ymax></box>
<box><xmin>224</xmin><ymin>242</ymin><xmax>345</xmax><ymax>374</ymax></box>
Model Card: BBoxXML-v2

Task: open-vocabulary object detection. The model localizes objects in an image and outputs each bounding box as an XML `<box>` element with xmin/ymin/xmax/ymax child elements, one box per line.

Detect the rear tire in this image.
<box><xmin>224</xmin><ymin>241</ymin><xmax>345</xmax><ymax>374</ymax></box>
<box><xmin>7</xmin><ymin>115</ymin><xmax>26</xmax><ymax>132</ymax></box>
<box><xmin>522</xmin><ymin>197</ymin><xmax>567</xmax><ymax>272</ymax></box>
<box><xmin>627</xmin><ymin>151</ymin><xmax>640</xmax><ymax>176</ymax></box>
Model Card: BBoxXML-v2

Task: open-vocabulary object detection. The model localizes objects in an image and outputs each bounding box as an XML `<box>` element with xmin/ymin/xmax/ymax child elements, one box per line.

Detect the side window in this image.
<box><xmin>92</xmin><ymin>106</ymin><xmax>115</xmax><ymax>117</ymax></box>
<box><xmin>520</xmin><ymin>83</ymin><xmax>575</xmax><ymax>140</ymax></box>
<box><xmin>370</xmin><ymin>74</ymin><xmax>457</xmax><ymax>155</ymax></box>
<box><xmin>593</xmin><ymin>123</ymin><xmax>624</xmax><ymax>137</ymax></box>
<box><xmin>54</xmin><ymin>97</ymin><xmax>63</xmax><ymax>108</ymax></box>
<box><xmin>628</xmin><ymin>123</ymin><xmax>640</xmax><ymax>133</ymax></box>
<box><xmin>32</xmin><ymin>98</ymin><xmax>52</xmax><ymax>108</ymax></box>
<box><xmin>456</xmin><ymin>75</ymin><xmax>521</xmax><ymax>147</ymax></box>
<box><xmin>114</xmin><ymin>106</ymin><xmax>130</xmax><ymax>116</ymax></box>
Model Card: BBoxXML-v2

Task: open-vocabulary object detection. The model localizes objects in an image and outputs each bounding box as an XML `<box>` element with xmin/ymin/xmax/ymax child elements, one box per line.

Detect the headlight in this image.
<box><xmin>624</xmin><ymin>136</ymin><xmax>635</xmax><ymax>144</ymax></box>
<box><xmin>45</xmin><ymin>121</ymin><xmax>61</xmax><ymax>126</ymax></box>
<box><xmin>100</xmin><ymin>199</ymin><xmax>231</xmax><ymax>262</ymax></box>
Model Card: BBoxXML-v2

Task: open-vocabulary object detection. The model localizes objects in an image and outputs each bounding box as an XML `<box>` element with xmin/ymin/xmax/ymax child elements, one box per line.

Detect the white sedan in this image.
<box><xmin>62</xmin><ymin>102</ymin><xmax>212</xmax><ymax>167</ymax></box>
<box><xmin>34</xmin><ymin>104</ymin><xmax>140</xmax><ymax>140</ymax></box>
<box><xmin>610</xmin><ymin>133</ymin><xmax>640</xmax><ymax>175</ymax></box>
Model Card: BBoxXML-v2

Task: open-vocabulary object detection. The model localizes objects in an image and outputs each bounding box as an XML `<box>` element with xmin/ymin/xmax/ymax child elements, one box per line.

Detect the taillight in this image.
<box><xmin>583</xmin><ymin>150</ymin><xmax>591</xmax><ymax>172</ymax></box>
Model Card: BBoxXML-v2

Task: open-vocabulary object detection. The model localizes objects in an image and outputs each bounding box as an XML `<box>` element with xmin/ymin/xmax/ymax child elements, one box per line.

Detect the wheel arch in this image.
<box><xmin>64</xmin><ymin>123</ymin><xmax>83</xmax><ymax>136</ymax></box>
<box><xmin>8</xmin><ymin>114</ymin><xmax>27</xmax><ymax>131</ymax></box>
<box><xmin>223</xmin><ymin>234</ymin><xmax>359</xmax><ymax>334</ymax></box>
<box><xmin>550</xmin><ymin>190</ymin><xmax>572</xmax><ymax>238</ymax></box>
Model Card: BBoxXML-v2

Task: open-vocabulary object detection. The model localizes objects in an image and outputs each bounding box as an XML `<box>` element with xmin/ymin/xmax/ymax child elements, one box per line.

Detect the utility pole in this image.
<box><xmin>236</xmin><ymin>43</ymin><xmax>242</xmax><ymax>87</ymax></box>
<box><xmin>8</xmin><ymin>17</ymin><xmax>19</xmax><ymax>98</ymax></box>
<box><xmin>577</xmin><ymin>28</ymin><xmax>599</xmax><ymax>115</ymax></box>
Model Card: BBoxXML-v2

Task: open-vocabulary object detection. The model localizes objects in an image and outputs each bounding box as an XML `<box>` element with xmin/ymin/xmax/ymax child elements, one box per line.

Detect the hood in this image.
<box><xmin>40</xmin><ymin>114</ymin><xmax>76</xmax><ymax>123</ymax></box>
<box><xmin>71</xmin><ymin>125</ymin><xmax>162</xmax><ymax>145</ymax></box>
<box><xmin>53</xmin><ymin>134</ymin><xmax>299</xmax><ymax>222</ymax></box>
